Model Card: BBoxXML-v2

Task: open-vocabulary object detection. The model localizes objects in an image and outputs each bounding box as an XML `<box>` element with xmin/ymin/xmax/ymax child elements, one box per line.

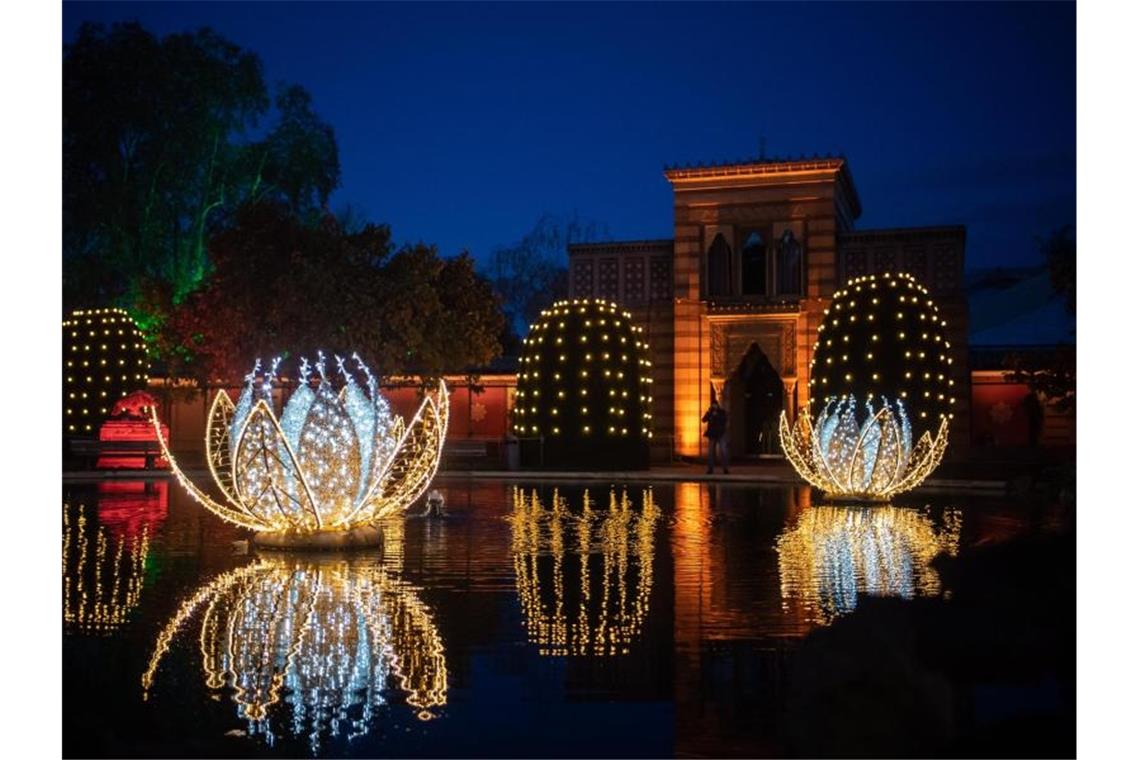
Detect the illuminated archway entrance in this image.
<box><xmin>724</xmin><ymin>343</ymin><xmax>785</xmax><ymax>457</ymax></box>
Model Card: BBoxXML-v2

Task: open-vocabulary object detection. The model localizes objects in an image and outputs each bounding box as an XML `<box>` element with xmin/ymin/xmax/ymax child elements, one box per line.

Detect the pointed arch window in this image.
<box><xmin>741</xmin><ymin>231</ymin><xmax>767</xmax><ymax>296</ymax></box>
<box><xmin>777</xmin><ymin>229</ymin><xmax>803</xmax><ymax>296</ymax></box>
<box><xmin>707</xmin><ymin>233</ymin><xmax>732</xmax><ymax>297</ymax></box>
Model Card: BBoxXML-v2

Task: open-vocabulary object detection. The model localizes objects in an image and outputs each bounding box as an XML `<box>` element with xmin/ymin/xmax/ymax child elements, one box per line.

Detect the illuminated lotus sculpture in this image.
<box><xmin>779</xmin><ymin>272</ymin><xmax>955</xmax><ymax>500</ymax></box>
<box><xmin>152</xmin><ymin>354</ymin><xmax>448</xmax><ymax>544</ymax></box>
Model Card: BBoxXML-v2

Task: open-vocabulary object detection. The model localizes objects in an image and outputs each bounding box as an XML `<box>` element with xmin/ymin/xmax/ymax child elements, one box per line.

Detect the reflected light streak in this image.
<box><xmin>63</xmin><ymin>503</ymin><xmax>151</xmax><ymax>634</ymax></box>
<box><xmin>509</xmin><ymin>486</ymin><xmax>659</xmax><ymax>656</ymax></box>
<box><xmin>142</xmin><ymin>554</ymin><xmax>447</xmax><ymax>752</ymax></box>
<box><xmin>775</xmin><ymin>504</ymin><xmax>961</xmax><ymax>625</ymax></box>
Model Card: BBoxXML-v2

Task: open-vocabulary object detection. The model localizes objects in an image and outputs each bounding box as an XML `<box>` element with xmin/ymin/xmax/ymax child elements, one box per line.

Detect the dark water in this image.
<box><xmin>62</xmin><ymin>477</ymin><xmax>1068</xmax><ymax>758</ymax></box>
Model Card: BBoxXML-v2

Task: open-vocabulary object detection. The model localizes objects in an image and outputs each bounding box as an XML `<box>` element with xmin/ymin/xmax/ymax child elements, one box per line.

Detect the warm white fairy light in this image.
<box><xmin>508</xmin><ymin>486</ymin><xmax>659</xmax><ymax>657</ymax></box>
<box><xmin>62</xmin><ymin>503</ymin><xmax>151</xmax><ymax>633</ymax></box>
<box><xmin>776</xmin><ymin>504</ymin><xmax>962</xmax><ymax>624</ymax></box>
<box><xmin>62</xmin><ymin>307</ymin><xmax>149</xmax><ymax>434</ymax></box>
<box><xmin>154</xmin><ymin>354</ymin><xmax>449</xmax><ymax>534</ymax></box>
<box><xmin>141</xmin><ymin>555</ymin><xmax>447</xmax><ymax>751</ymax></box>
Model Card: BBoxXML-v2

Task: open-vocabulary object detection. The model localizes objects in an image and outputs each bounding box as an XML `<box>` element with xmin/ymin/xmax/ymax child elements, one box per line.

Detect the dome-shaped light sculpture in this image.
<box><xmin>63</xmin><ymin>307</ymin><xmax>150</xmax><ymax>436</ymax></box>
<box><xmin>779</xmin><ymin>272</ymin><xmax>955</xmax><ymax>500</ymax></box>
<box><xmin>152</xmin><ymin>354</ymin><xmax>448</xmax><ymax>546</ymax></box>
<box><xmin>514</xmin><ymin>299</ymin><xmax>652</xmax><ymax>469</ymax></box>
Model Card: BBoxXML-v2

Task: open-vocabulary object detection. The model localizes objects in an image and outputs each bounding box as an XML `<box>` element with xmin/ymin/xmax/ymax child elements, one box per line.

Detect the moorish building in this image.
<box><xmin>568</xmin><ymin>156</ymin><xmax>971</xmax><ymax>461</ymax></box>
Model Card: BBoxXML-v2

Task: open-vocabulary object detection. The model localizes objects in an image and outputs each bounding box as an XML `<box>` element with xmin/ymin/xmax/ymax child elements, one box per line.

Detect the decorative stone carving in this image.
<box><xmin>710</xmin><ymin>319</ymin><xmax>797</xmax><ymax>380</ymax></box>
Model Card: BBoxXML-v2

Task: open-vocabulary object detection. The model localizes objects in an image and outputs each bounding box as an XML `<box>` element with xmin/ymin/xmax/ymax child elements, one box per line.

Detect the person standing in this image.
<box><xmin>702</xmin><ymin>399</ymin><xmax>729</xmax><ymax>474</ymax></box>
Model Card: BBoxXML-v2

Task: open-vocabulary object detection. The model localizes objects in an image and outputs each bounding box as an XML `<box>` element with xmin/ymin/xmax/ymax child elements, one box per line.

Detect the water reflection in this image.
<box><xmin>141</xmin><ymin>551</ymin><xmax>447</xmax><ymax>753</ymax></box>
<box><xmin>509</xmin><ymin>486</ymin><xmax>659</xmax><ymax>656</ymax></box>
<box><xmin>776</xmin><ymin>503</ymin><xmax>962</xmax><ymax>624</ymax></box>
<box><xmin>63</xmin><ymin>502</ymin><xmax>152</xmax><ymax>634</ymax></box>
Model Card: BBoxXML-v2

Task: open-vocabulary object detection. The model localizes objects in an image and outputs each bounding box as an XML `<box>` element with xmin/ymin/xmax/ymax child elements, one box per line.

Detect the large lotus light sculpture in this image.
<box><xmin>779</xmin><ymin>395</ymin><xmax>949</xmax><ymax>501</ymax></box>
<box><xmin>152</xmin><ymin>354</ymin><xmax>448</xmax><ymax>544</ymax></box>
<box><xmin>779</xmin><ymin>272</ymin><xmax>956</xmax><ymax>500</ymax></box>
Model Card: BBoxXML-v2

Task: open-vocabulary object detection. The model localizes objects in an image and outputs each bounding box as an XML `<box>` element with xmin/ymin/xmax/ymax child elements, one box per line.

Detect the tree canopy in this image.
<box><xmin>164</xmin><ymin>202</ymin><xmax>504</xmax><ymax>384</ymax></box>
<box><xmin>487</xmin><ymin>213</ymin><xmax>608</xmax><ymax>349</ymax></box>
<box><xmin>64</xmin><ymin>22</ymin><xmax>340</xmax><ymax>315</ymax></box>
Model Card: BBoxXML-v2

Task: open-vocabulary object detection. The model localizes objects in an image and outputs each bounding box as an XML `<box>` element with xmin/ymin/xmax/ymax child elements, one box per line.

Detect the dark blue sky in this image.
<box><xmin>64</xmin><ymin>1</ymin><xmax>1075</xmax><ymax>270</ymax></box>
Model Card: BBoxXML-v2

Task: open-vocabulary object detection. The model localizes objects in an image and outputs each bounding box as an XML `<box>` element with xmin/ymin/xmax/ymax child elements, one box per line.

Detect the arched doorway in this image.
<box><xmin>724</xmin><ymin>343</ymin><xmax>785</xmax><ymax>457</ymax></box>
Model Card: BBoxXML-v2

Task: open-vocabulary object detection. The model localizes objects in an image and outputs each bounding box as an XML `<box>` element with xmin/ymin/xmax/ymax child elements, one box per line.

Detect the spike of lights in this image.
<box><xmin>154</xmin><ymin>355</ymin><xmax>449</xmax><ymax>535</ymax></box>
<box><xmin>514</xmin><ymin>299</ymin><xmax>652</xmax><ymax>468</ymax></box>
<box><xmin>782</xmin><ymin>272</ymin><xmax>953</xmax><ymax>499</ymax></box>
<box><xmin>62</xmin><ymin>308</ymin><xmax>149</xmax><ymax>436</ymax></box>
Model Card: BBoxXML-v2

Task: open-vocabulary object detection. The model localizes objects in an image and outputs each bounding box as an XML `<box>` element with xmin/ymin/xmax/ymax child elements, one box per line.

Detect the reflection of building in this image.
<box><xmin>63</xmin><ymin>502</ymin><xmax>153</xmax><ymax>633</ymax></box>
<box><xmin>776</xmin><ymin>504</ymin><xmax>962</xmax><ymax>624</ymax></box>
<box><xmin>142</xmin><ymin>555</ymin><xmax>447</xmax><ymax>753</ymax></box>
<box><xmin>509</xmin><ymin>487</ymin><xmax>659</xmax><ymax>656</ymax></box>
<box><xmin>568</xmin><ymin>157</ymin><xmax>971</xmax><ymax>460</ymax></box>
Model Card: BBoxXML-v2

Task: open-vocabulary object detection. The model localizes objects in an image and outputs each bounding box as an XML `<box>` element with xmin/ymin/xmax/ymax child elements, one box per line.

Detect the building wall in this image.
<box><xmin>971</xmin><ymin>370</ymin><xmax>1075</xmax><ymax>448</ymax></box>
<box><xmin>569</xmin><ymin>158</ymin><xmax>972</xmax><ymax>462</ymax></box>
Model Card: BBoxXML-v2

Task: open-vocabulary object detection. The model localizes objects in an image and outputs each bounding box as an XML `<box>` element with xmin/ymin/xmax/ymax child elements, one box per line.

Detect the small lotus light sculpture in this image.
<box><xmin>779</xmin><ymin>395</ymin><xmax>949</xmax><ymax>501</ymax></box>
<box><xmin>152</xmin><ymin>354</ymin><xmax>449</xmax><ymax>542</ymax></box>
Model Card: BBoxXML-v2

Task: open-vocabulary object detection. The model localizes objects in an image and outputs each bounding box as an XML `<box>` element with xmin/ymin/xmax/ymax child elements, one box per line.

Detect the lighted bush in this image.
<box><xmin>513</xmin><ymin>299</ymin><xmax>652</xmax><ymax>469</ymax></box>
<box><xmin>63</xmin><ymin>308</ymin><xmax>149</xmax><ymax>436</ymax></box>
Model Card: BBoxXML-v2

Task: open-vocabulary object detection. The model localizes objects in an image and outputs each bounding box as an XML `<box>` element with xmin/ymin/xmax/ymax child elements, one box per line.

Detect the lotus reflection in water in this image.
<box><xmin>509</xmin><ymin>487</ymin><xmax>659</xmax><ymax>656</ymax></box>
<box><xmin>63</xmin><ymin>503</ymin><xmax>151</xmax><ymax>634</ymax></box>
<box><xmin>152</xmin><ymin>354</ymin><xmax>448</xmax><ymax>540</ymax></box>
<box><xmin>141</xmin><ymin>554</ymin><xmax>447</xmax><ymax>752</ymax></box>
<box><xmin>775</xmin><ymin>504</ymin><xmax>962</xmax><ymax>625</ymax></box>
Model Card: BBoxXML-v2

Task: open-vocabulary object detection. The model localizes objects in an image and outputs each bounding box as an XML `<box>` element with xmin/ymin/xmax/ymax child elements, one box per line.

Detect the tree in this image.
<box><xmin>1004</xmin><ymin>226</ymin><xmax>1077</xmax><ymax>412</ymax></box>
<box><xmin>63</xmin><ymin>22</ymin><xmax>340</xmax><ymax>323</ymax></box>
<box><xmin>164</xmin><ymin>202</ymin><xmax>503</xmax><ymax>384</ymax></box>
<box><xmin>487</xmin><ymin>213</ymin><xmax>609</xmax><ymax>344</ymax></box>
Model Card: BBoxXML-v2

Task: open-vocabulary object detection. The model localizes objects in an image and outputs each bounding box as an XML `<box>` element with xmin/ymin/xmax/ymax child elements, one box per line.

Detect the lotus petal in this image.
<box><xmin>352</xmin><ymin>381</ymin><xmax>448</xmax><ymax>524</ymax></box>
<box><xmin>150</xmin><ymin>407</ymin><xmax>270</xmax><ymax>531</ymax></box>
<box><xmin>297</xmin><ymin>379</ymin><xmax>361</xmax><ymax>525</ymax></box>
<box><xmin>234</xmin><ymin>401</ymin><xmax>321</xmax><ymax>530</ymax></box>
<box><xmin>342</xmin><ymin>380</ymin><xmax>377</xmax><ymax>503</ymax></box>
<box><xmin>205</xmin><ymin>391</ymin><xmax>240</xmax><ymax>508</ymax></box>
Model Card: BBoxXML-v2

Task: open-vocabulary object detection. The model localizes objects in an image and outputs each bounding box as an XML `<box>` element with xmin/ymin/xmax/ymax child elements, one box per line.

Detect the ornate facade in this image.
<box><xmin>569</xmin><ymin>157</ymin><xmax>970</xmax><ymax>461</ymax></box>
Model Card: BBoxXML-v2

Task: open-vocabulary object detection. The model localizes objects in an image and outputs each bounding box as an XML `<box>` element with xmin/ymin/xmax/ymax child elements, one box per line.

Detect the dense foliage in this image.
<box><xmin>64</xmin><ymin>22</ymin><xmax>340</xmax><ymax>322</ymax></box>
<box><xmin>163</xmin><ymin>202</ymin><xmax>504</xmax><ymax>384</ymax></box>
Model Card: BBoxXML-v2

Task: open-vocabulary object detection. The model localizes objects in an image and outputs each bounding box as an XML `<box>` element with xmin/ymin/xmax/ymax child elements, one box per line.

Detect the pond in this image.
<box><xmin>62</xmin><ymin>477</ymin><xmax>1072</xmax><ymax>757</ymax></box>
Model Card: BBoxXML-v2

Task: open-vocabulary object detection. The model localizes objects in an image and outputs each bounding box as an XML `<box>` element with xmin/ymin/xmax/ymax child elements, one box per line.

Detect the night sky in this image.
<box><xmin>63</xmin><ymin>1</ymin><xmax>1075</xmax><ymax>271</ymax></box>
